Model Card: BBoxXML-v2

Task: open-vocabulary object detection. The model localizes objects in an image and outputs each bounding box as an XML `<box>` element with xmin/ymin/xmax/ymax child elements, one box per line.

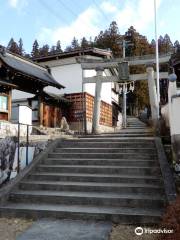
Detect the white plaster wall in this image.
<box><xmin>83</xmin><ymin>69</ymin><xmax>112</xmax><ymax>104</ymax></box>
<box><xmin>45</xmin><ymin>63</ymin><xmax>83</xmax><ymax>94</ymax></box>
<box><xmin>45</xmin><ymin>63</ymin><xmax>113</xmax><ymax>105</ymax></box>
<box><xmin>171</xmin><ymin>97</ymin><xmax>180</xmax><ymax>135</ymax></box>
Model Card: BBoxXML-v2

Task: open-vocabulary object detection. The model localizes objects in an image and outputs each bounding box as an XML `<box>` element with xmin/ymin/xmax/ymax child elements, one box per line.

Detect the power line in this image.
<box><xmin>92</xmin><ymin>0</ymin><xmax>111</xmax><ymax>23</ymax></box>
<box><xmin>57</xmin><ymin>0</ymin><xmax>78</xmax><ymax>19</ymax></box>
<box><xmin>39</xmin><ymin>0</ymin><xmax>70</xmax><ymax>25</ymax></box>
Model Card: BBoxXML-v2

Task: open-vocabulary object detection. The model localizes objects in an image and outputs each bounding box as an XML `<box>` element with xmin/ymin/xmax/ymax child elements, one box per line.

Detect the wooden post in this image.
<box><xmin>8</xmin><ymin>90</ymin><xmax>12</xmax><ymax>121</ymax></box>
<box><xmin>92</xmin><ymin>68</ymin><xmax>103</xmax><ymax>134</ymax></box>
<box><xmin>39</xmin><ymin>96</ymin><xmax>43</xmax><ymax>126</ymax></box>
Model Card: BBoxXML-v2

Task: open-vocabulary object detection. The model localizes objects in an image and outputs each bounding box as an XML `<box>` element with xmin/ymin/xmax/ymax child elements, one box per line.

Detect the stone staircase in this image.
<box><xmin>0</xmin><ymin>117</ymin><xmax>166</xmax><ymax>224</ymax></box>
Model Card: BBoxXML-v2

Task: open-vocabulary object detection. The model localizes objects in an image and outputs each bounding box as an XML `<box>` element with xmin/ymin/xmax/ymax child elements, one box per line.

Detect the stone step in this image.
<box><xmin>73</xmin><ymin>137</ymin><xmax>155</xmax><ymax>142</ymax></box>
<box><xmin>27</xmin><ymin>172</ymin><xmax>163</xmax><ymax>185</ymax></box>
<box><xmin>81</xmin><ymin>133</ymin><xmax>153</xmax><ymax>138</ymax></box>
<box><xmin>0</xmin><ymin>203</ymin><xmax>163</xmax><ymax>224</ymax></box>
<box><xmin>54</xmin><ymin>148</ymin><xmax>157</xmax><ymax>154</ymax></box>
<box><xmin>43</xmin><ymin>158</ymin><xmax>158</xmax><ymax>167</ymax></box>
<box><xmin>19</xmin><ymin>180</ymin><xmax>165</xmax><ymax>195</ymax></box>
<box><xmin>59</xmin><ymin>142</ymin><xmax>156</xmax><ymax>148</ymax></box>
<box><xmin>10</xmin><ymin>190</ymin><xmax>165</xmax><ymax>209</ymax></box>
<box><xmin>36</xmin><ymin>165</ymin><xmax>161</xmax><ymax>175</ymax></box>
<box><xmin>48</xmin><ymin>152</ymin><xmax>157</xmax><ymax>159</ymax></box>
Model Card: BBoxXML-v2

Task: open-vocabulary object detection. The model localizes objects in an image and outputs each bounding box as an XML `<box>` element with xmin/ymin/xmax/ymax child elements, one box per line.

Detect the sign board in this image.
<box><xmin>19</xmin><ymin>105</ymin><xmax>32</xmax><ymax>125</ymax></box>
<box><xmin>74</xmin><ymin>111</ymin><xmax>84</xmax><ymax>120</ymax></box>
<box><xmin>118</xmin><ymin>62</ymin><xmax>129</xmax><ymax>81</ymax></box>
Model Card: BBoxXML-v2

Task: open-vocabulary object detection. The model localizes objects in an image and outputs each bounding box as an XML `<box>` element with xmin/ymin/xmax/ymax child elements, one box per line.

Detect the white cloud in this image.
<box><xmin>115</xmin><ymin>0</ymin><xmax>162</xmax><ymax>32</ymax></box>
<box><xmin>38</xmin><ymin>0</ymin><xmax>162</xmax><ymax>48</ymax></box>
<box><xmin>38</xmin><ymin>6</ymin><xmax>101</xmax><ymax>48</ymax></box>
<box><xmin>8</xmin><ymin>0</ymin><xmax>28</xmax><ymax>9</ymax></box>
<box><xmin>101</xmin><ymin>1</ymin><xmax>118</xmax><ymax>13</ymax></box>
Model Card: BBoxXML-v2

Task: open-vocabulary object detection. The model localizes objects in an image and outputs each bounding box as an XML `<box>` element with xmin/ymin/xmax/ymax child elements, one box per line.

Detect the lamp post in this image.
<box><xmin>154</xmin><ymin>0</ymin><xmax>160</xmax><ymax>118</ymax></box>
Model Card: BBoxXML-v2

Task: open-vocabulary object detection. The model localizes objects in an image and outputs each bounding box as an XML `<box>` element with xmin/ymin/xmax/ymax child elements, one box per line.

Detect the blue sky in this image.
<box><xmin>0</xmin><ymin>0</ymin><xmax>179</xmax><ymax>53</ymax></box>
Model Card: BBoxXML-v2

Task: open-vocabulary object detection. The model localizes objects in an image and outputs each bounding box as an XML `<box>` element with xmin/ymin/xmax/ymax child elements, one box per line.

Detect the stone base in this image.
<box><xmin>69</xmin><ymin>121</ymin><xmax>121</xmax><ymax>134</ymax></box>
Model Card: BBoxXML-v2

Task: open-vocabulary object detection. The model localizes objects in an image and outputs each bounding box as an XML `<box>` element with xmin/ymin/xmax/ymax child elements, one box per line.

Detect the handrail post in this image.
<box><xmin>26</xmin><ymin>124</ymin><xmax>29</xmax><ymax>166</ymax></box>
<box><xmin>17</xmin><ymin>122</ymin><xmax>20</xmax><ymax>173</ymax></box>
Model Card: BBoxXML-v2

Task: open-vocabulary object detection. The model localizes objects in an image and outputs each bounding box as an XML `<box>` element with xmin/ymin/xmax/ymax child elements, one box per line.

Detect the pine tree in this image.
<box><xmin>31</xmin><ymin>40</ymin><xmax>39</xmax><ymax>58</ymax></box>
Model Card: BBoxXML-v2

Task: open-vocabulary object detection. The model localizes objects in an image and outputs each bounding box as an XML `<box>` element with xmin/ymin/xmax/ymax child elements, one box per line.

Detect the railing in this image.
<box><xmin>17</xmin><ymin>122</ymin><xmax>32</xmax><ymax>173</ymax></box>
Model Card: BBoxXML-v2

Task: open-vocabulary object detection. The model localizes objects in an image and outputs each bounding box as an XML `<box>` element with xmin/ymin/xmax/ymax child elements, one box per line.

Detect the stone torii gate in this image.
<box><xmin>80</xmin><ymin>59</ymin><xmax>169</xmax><ymax>134</ymax></box>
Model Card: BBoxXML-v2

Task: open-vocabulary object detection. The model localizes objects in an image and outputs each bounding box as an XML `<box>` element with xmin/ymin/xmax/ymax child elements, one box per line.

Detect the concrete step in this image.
<box><xmin>10</xmin><ymin>190</ymin><xmax>165</xmax><ymax>208</ymax></box>
<box><xmin>36</xmin><ymin>165</ymin><xmax>161</xmax><ymax>175</ymax></box>
<box><xmin>54</xmin><ymin>148</ymin><xmax>157</xmax><ymax>154</ymax></box>
<box><xmin>43</xmin><ymin>158</ymin><xmax>158</xmax><ymax>167</ymax></box>
<box><xmin>59</xmin><ymin>142</ymin><xmax>156</xmax><ymax>148</ymax></box>
<box><xmin>0</xmin><ymin>203</ymin><xmax>163</xmax><ymax>224</ymax></box>
<box><xmin>27</xmin><ymin>172</ymin><xmax>163</xmax><ymax>185</ymax></box>
<box><xmin>48</xmin><ymin>152</ymin><xmax>157</xmax><ymax>159</ymax></box>
<box><xmin>19</xmin><ymin>180</ymin><xmax>165</xmax><ymax>195</ymax></box>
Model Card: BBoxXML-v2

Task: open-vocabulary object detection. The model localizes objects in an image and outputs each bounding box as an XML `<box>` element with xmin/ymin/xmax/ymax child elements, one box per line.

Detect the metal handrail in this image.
<box><xmin>17</xmin><ymin>122</ymin><xmax>33</xmax><ymax>173</ymax></box>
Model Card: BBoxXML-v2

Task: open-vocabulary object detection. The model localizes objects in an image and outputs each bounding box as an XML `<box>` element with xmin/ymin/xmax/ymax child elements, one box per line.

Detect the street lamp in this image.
<box><xmin>154</xmin><ymin>0</ymin><xmax>160</xmax><ymax>118</ymax></box>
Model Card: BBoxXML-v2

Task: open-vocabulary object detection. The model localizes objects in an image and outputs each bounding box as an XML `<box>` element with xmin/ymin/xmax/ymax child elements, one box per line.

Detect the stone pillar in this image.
<box><xmin>146</xmin><ymin>67</ymin><xmax>159</xmax><ymax>123</ymax></box>
<box><xmin>92</xmin><ymin>68</ymin><xmax>103</xmax><ymax>134</ymax></box>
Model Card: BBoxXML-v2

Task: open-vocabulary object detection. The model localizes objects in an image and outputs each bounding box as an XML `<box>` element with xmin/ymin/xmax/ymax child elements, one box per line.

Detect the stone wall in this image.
<box><xmin>0</xmin><ymin>121</ymin><xmax>32</xmax><ymax>138</ymax></box>
<box><xmin>0</xmin><ymin>136</ymin><xmax>49</xmax><ymax>185</ymax></box>
<box><xmin>0</xmin><ymin>137</ymin><xmax>17</xmax><ymax>184</ymax></box>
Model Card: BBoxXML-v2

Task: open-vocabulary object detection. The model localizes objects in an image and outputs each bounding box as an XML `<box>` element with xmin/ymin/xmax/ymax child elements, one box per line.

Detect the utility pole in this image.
<box><xmin>154</xmin><ymin>0</ymin><xmax>160</xmax><ymax>119</ymax></box>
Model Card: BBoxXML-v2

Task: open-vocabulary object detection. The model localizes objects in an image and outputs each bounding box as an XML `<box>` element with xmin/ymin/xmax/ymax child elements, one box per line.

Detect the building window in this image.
<box><xmin>0</xmin><ymin>95</ymin><xmax>8</xmax><ymax>112</ymax></box>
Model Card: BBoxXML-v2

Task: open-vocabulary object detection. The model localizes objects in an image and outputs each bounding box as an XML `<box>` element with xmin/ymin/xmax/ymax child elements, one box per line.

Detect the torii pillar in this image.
<box><xmin>92</xmin><ymin>67</ymin><xmax>103</xmax><ymax>134</ymax></box>
<box><xmin>146</xmin><ymin>66</ymin><xmax>159</xmax><ymax>126</ymax></box>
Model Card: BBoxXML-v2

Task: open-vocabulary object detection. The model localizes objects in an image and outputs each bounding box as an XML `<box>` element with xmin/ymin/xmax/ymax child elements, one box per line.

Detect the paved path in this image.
<box><xmin>16</xmin><ymin>219</ymin><xmax>112</xmax><ymax>240</ymax></box>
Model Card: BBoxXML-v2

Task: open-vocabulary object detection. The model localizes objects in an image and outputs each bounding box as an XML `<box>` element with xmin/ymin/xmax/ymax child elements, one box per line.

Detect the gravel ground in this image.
<box><xmin>0</xmin><ymin>218</ymin><xmax>33</xmax><ymax>240</ymax></box>
<box><xmin>110</xmin><ymin>225</ymin><xmax>156</xmax><ymax>240</ymax></box>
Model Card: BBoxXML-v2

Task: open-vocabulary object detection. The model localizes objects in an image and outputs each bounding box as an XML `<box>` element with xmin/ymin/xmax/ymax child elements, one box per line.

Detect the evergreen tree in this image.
<box><xmin>31</xmin><ymin>40</ymin><xmax>39</xmax><ymax>58</ymax></box>
<box><xmin>81</xmin><ymin>37</ymin><xmax>89</xmax><ymax>49</ymax></box>
<box><xmin>163</xmin><ymin>34</ymin><xmax>173</xmax><ymax>53</ymax></box>
<box><xmin>94</xmin><ymin>21</ymin><xmax>122</xmax><ymax>57</ymax></box>
<box><xmin>50</xmin><ymin>45</ymin><xmax>56</xmax><ymax>55</ymax></box>
<box><xmin>56</xmin><ymin>40</ymin><xmax>62</xmax><ymax>53</ymax></box>
<box><xmin>174</xmin><ymin>40</ymin><xmax>180</xmax><ymax>52</ymax></box>
<box><xmin>7</xmin><ymin>38</ymin><xmax>19</xmax><ymax>54</ymax></box>
<box><xmin>64</xmin><ymin>45</ymin><xmax>73</xmax><ymax>52</ymax></box>
<box><xmin>71</xmin><ymin>37</ymin><xmax>79</xmax><ymax>50</ymax></box>
<box><xmin>18</xmin><ymin>38</ymin><xmax>24</xmax><ymax>55</ymax></box>
<box><xmin>124</xmin><ymin>26</ymin><xmax>150</xmax><ymax>57</ymax></box>
<box><xmin>39</xmin><ymin>44</ymin><xmax>50</xmax><ymax>56</ymax></box>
